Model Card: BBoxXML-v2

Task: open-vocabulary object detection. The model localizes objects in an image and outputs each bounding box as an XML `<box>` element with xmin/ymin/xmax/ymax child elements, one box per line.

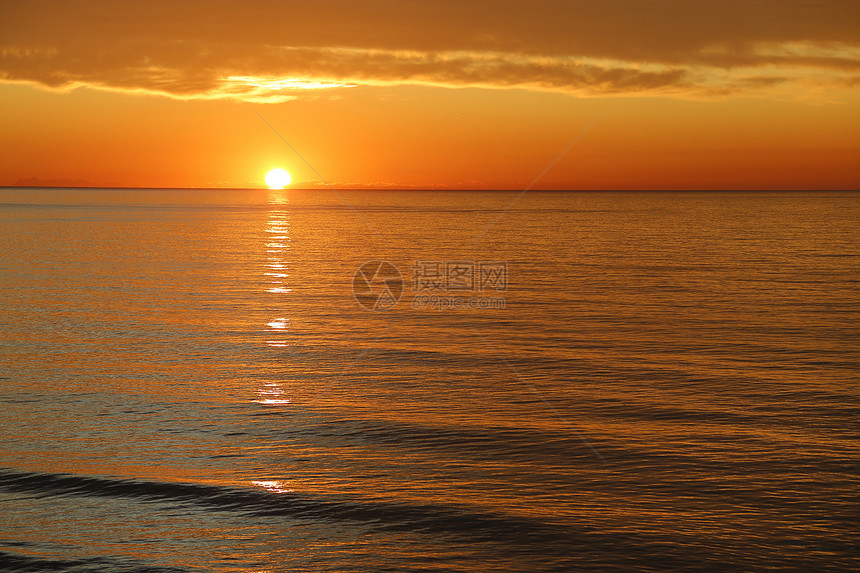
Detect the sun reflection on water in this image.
<box><xmin>258</xmin><ymin>193</ymin><xmax>294</xmax><ymax>405</ymax></box>
<box><xmin>255</xmin><ymin>381</ymin><xmax>291</xmax><ymax>404</ymax></box>
<box><xmin>252</xmin><ymin>480</ymin><xmax>294</xmax><ymax>494</ymax></box>
<box><xmin>263</xmin><ymin>197</ymin><xmax>293</xmax><ymax>349</ymax></box>
<box><xmin>266</xmin><ymin>318</ymin><xmax>290</xmax><ymax>330</ymax></box>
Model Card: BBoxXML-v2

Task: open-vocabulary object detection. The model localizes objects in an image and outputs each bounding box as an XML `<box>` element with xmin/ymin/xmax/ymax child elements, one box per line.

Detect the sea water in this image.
<box><xmin>0</xmin><ymin>188</ymin><xmax>857</xmax><ymax>571</ymax></box>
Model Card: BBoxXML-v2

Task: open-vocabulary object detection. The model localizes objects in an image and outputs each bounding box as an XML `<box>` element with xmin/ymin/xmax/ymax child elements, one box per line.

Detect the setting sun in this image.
<box><xmin>265</xmin><ymin>168</ymin><xmax>291</xmax><ymax>189</ymax></box>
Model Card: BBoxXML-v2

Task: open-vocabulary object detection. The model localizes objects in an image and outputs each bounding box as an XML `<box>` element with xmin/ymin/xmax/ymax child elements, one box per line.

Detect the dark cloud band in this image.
<box><xmin>1</xmin><ymin>0</ymin><xmax>858</xmax><ymax>101</ymax></box>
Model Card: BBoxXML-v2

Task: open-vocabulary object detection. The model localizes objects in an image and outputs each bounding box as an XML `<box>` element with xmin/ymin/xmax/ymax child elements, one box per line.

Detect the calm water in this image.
<box><xmin>0</xmin><ymin>188</ymin><xmax>858</xmax><ymax>572</ymax></box>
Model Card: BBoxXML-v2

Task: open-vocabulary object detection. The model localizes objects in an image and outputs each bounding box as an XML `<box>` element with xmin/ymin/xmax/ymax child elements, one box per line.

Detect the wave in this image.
<box><xmin>0</xmin><ymin>468</ymin><xmax>571</xmax><ymax>547</ymax></box>
<box><xmin>0</xmin><ymin>549</ymin><xmax>194</xmax><ymax>573</ymax></box>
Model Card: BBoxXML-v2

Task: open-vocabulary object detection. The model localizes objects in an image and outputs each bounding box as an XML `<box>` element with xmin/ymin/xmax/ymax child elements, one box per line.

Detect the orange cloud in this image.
<box><xmin>1</xmin><ymin>0</ymin><xmax>859</xmax><ymax>102</ymax></box>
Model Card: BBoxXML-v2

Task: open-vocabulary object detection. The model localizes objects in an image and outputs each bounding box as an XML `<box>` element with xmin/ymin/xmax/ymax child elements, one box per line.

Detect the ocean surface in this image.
<box><xmin>0</xmin><ymin>188</ymin><xmax>857</xmax><ymax>572</ymax></box>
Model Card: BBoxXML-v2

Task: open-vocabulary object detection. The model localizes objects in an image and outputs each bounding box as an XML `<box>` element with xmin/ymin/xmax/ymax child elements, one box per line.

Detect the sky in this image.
<box><xmin>1</xmin><ymin>0</ymin><xmax>859</xmax><ymax>190</ymax></box>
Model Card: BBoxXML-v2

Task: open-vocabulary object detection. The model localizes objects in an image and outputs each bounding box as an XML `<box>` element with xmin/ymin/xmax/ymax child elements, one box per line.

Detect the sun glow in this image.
<box><xmin>265</xmin><ymin>168</ymin><xmax>291</xmax><ymax>189</ymax></box>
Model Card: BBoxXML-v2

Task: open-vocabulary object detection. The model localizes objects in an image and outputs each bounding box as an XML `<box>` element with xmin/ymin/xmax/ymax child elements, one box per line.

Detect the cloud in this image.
<box><xmin>1</xmin><ymin>0</ymin><xmax>859</xmax><ymax>102</ymax></box>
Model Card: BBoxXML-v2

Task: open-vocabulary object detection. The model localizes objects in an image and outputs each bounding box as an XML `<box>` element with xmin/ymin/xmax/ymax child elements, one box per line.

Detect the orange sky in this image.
<box><xmin>1</xmin><ymin>0</ymin><xmax>858</xmax><ymax>189</ymax></box>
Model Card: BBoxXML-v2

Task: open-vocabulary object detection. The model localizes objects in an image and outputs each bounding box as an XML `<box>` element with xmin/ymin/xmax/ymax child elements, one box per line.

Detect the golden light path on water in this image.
<box><xmin>258</xmin><ymin>190</ymin><xmax>293</xmax><ymax>404</ymax></box>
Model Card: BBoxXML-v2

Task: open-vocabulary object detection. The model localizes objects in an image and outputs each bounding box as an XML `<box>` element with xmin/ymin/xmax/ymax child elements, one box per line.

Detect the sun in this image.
<box><xmin>265</xmin><ymin>168</ymin><xmax>291</xmax><ymax>189</ymax></box>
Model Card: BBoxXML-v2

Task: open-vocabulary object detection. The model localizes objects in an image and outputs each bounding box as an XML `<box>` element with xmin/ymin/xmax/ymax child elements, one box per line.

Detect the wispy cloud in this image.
<box><xmin>1</xmin><ymin>0</ymin><xmax>858</xmax><ymax>102</ymax></box>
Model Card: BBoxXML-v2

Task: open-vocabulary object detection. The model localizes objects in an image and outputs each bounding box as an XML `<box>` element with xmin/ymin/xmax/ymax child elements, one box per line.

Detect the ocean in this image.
<box><xmin>0</xmin><ymin>188</ymin><xmax>857</xmax><ymax>572</ymax></box>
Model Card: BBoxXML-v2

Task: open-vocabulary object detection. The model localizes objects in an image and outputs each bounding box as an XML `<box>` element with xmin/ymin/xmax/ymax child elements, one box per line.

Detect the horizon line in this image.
<box><xmin>1</xmin><ymin>185</ymin><xmax>858</xmax><ymax>193</ymax></box>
